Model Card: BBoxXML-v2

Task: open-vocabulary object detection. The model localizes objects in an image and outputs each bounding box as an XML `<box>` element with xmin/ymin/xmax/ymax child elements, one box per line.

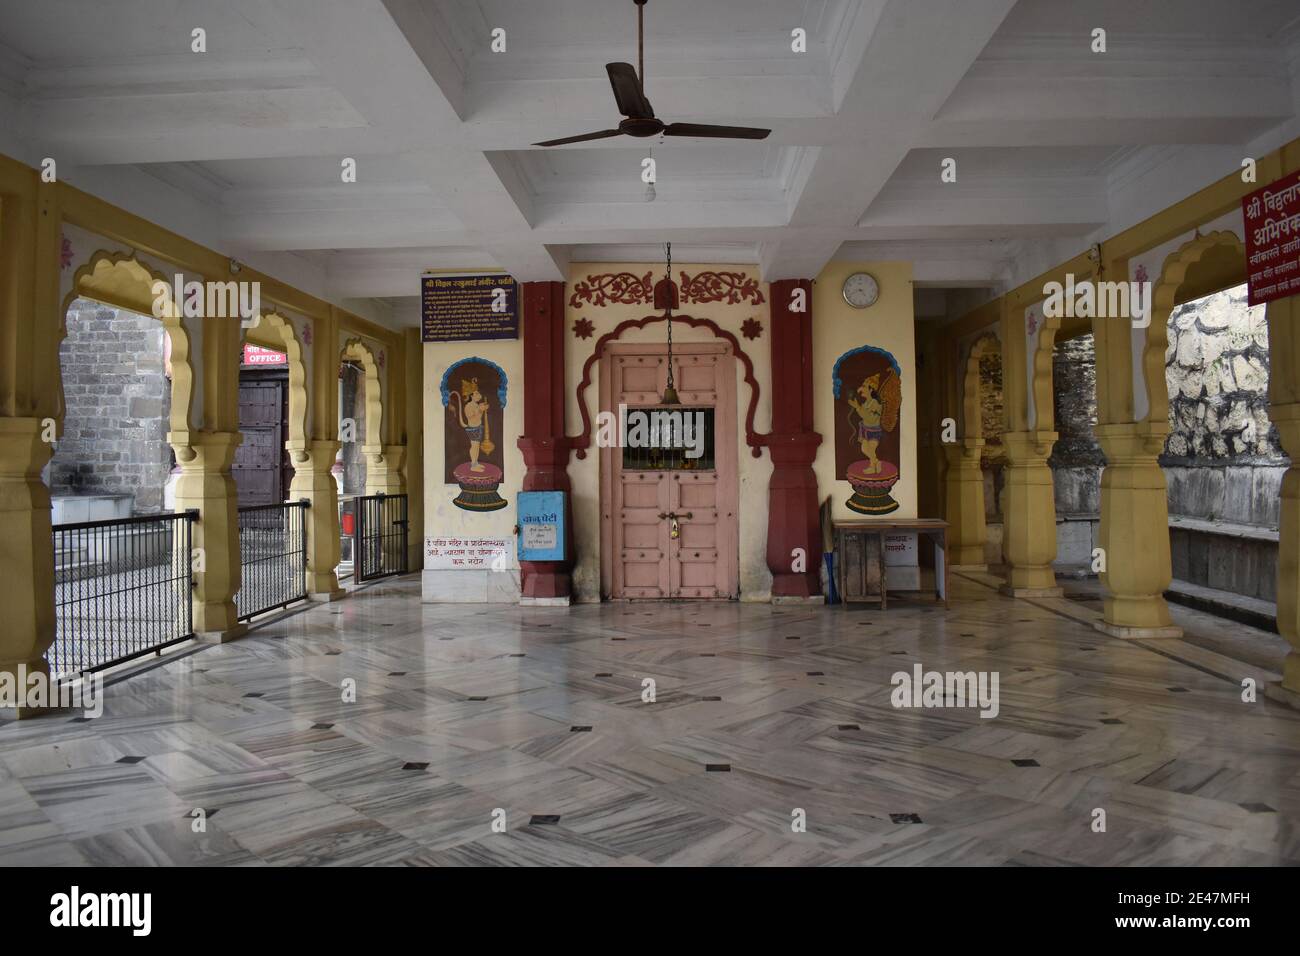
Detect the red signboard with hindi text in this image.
<box><xmin>1242</xmin><ymin>169</ymin><xmax>1300</xmax><ymax>306</ymax></box>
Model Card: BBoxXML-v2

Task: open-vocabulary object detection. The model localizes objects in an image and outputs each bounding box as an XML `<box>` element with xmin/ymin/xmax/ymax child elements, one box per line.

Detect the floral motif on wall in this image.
<box><xmin>60</xmin><ymin>235</ymin><xmax>73</xmax><ymax>269</ymax></box>
<box><xmin>568</xmin><ymin>269</ymin><xmax>766</xmax><ymax>308</ymax></box>
<box><xmin>741</xmin><ymin>317</ymin><xmax>763</xmax><ymax>340</ymax></box>
<box><xmin>378</xmin><ymin>350</ymin><xmax>386</xmax><ymax>369</ymax></box>
<box><xmin>1026</xmin><ymin>309</ymin><xmax>1040</xmax><ymax>337</ymax></box>
<box><xmin>568</xmin><ymin>272</ymin><xmax>653</xmax><ymax>308</ymax></box>
<box><xmin>1134</xmin><ymin>263</ymin><xmax>1149</xmax><ymax>285</ymax></box>
<box><xmin>301</xmin><ymin>322</ymin><xmax>313</xmax><ymax>347</ymax></box>
<box><xmin>679</xmin><ymin>270</ymin><xmax>765</xmax><ymax>306</ymax></box>
<box><xmin>572</xmin><ymin>317</ymin><xmax>594</xmax><ymax>339</ymax></box>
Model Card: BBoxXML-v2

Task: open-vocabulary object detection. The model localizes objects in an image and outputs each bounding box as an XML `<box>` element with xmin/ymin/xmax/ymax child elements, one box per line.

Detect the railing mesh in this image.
<box><xmin>50</xmin><ymin>511</ymin><xmax>196</xmax><ymax>679</ymax></box>
<box><xmin>235</xmin><ymin>499</ymin><xmax>309</xmax><ymax>620</ymax></box>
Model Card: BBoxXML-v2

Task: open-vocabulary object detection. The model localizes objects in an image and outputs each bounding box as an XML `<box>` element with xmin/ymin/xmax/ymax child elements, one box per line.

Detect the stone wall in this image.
<box><xmin>1048</xmin><ymin>335</ymin><xmax>1104</xmax><ymax>515</ymax></box>
<box><xmin>340</xmin><ymin>363</ymin><xmax>367</xmax><ymax>494</ymax></box>
<box><xmin>48</xmin><ymin>299</ymin><xmax>172</xmax><ymax>513</ymax></box>
<box><xmin>1164</xmin><ymin>285</ymin><xmax>1279</xmax><ymax>464</ymax></box>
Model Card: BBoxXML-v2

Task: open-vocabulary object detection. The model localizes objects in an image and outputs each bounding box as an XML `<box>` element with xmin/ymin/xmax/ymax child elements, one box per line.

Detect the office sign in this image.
<box><xmin>422</xmin><ymin>274</ymin><xmax>519</xmax><ymax>342</ymax></box>
<box><xmin>1242</xmin><ymin>170</ymin><xmax>1300</xmax><ymax>306</ymax></box>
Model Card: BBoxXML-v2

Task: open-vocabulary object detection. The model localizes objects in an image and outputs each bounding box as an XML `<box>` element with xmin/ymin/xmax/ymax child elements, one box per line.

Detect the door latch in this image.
<box><xmin>657</xmin><ymin>511</ymin><xmax>693</xmax><ymax>539</ymax></box>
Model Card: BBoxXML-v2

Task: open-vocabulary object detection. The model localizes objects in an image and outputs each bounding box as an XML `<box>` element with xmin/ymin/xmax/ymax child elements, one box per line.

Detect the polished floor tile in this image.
<box><xmin>2</xmin><ymin>573</ymin><xmax>1299</xmax><ymax>866</ymax></box>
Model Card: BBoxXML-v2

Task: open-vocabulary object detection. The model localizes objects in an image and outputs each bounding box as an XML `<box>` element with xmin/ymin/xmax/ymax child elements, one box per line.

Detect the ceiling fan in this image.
<box><xmin>533</xmin><ymin>0</ymin><xmax>771</xmax><ymax>147</ymax></box>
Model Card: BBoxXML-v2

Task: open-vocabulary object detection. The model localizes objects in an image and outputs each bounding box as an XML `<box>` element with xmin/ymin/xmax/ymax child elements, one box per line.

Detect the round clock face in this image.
<box><xmin>842</xmin><ymin>271</ymin><xmax>879</xmax><ymax>309</ymax></box>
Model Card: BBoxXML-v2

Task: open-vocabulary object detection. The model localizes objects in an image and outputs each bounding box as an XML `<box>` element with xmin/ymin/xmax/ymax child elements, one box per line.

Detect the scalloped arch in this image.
<box><xmin>1138</xmin><ymin>230</ymin><xmax>1246</xmax><ymax>425</ymax></box>
<box><xmin>246</xmin><ymin>312</ymin><xmax>309</xmax><ymax>462</ymax></box>
<box><xmin>962</xmin><ymin>331</ymin><xmax>1001</xmax><ymax>440</ymax></box>
<box><xmin>340</xmin><ymin>337</ymin><xmax>383</xmax><ymax>448</ymax></box>
<box><xmin>60</xmin><ymin>250</ymin><xmax>195</xmax><ymax>437</ymax></box>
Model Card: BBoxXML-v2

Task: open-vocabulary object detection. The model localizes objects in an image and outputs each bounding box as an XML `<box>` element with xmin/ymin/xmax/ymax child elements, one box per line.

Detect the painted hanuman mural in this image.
<box><xmin>834</xmin><ymin>346</ymin><xmax>902</xmax><ymax>515</ymax></box>
<box><xmin>441</xmin><ymin>357</ymin><xmax>508</xmax><ymax>512</ymax></box>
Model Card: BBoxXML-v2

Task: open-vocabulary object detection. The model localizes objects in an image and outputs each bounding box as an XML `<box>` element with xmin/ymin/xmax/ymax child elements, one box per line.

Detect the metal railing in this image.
<box><xmin>50</xmin><ymin>510</ymin><xmax>196</xmax><ymax>679</ymax></box>
<box><xmin>235</xmin><ymin>499</ymin><xmax>309</xmax><ymax>621</ymax></box>
<box><xmin>355</xmin><ymin>493</ymin><xmax>409</xmax><ymax>582</ymax></box>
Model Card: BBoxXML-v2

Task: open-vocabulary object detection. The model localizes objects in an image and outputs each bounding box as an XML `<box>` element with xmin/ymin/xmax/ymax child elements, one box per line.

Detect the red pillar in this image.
<box><xmin>517</xmin><ymin>281</ymin><xmax>574</xmax><ymax>600</ymax></box>
<box><xmin>766</xmin><ymin>278</ymin><xmax>823</xmax><ymax>598</ymax></box>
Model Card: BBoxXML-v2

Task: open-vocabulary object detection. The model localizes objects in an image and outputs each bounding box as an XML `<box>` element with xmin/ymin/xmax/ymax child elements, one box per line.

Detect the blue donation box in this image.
<box><xmin>517</xmin><ymin>491</ymin><xmax>566</xmax><ymax>562</ymax></box>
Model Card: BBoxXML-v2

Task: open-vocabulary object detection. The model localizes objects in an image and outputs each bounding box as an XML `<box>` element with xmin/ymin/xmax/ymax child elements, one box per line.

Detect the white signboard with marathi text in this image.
<box><xmin>425</xmin><ymin>536</ymin><xmax>512</xmax><ymax>570</ymax></box>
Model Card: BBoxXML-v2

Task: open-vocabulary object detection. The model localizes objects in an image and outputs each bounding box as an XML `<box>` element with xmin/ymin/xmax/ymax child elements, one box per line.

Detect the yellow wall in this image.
<box><xmin>812</xmin><ymin>260</ymin><xmax>918</xmax><ymax>520</ymax></box>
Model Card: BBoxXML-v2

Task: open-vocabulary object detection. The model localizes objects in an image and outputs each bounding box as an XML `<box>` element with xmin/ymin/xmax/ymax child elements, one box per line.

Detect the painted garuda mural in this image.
<box><xmin>834</xmin><ymin>346</ymin><xmax>902</xmax><ymax>515</ymax></box>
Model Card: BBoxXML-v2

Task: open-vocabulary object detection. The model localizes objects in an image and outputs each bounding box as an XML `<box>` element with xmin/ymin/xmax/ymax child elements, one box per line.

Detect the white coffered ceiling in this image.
<box><xmin>1</xmin><ymin>0</ymin><xmax>1298</xmax><ymax>327</ymax></box>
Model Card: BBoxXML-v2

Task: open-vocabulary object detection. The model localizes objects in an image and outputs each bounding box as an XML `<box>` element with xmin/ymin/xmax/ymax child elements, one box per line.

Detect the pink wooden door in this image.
<box><xmin>604</xmin><ymin>344</ymin><xmax>738</xmax><ymax>600</ymax></box>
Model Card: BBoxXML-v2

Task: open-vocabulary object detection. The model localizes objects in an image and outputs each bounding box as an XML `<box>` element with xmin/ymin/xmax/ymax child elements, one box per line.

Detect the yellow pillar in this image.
<box><xmin>943</xmin><ymin>438</ymin><xmax>987</xmax><ymax>567</ymax></box>
<box><xmin>171</xmin><ymin>431</ymin><xmax>244</xmax><ymax>639</ymax></box>
<box><xmin>1093</xmin><ymin>423</ymin><xmax>1181</xmax><ymax>638</ymax></box>
<box><xmin>1267</xmin><ymin>290</ymin><xmax>1300</xmax><ymax>704</ymax></box>
<box><xmin>0</xmin><ymin>162</ymin><xmax>62</xmax><ymax>714</ymax></box>
<box><xmin>291</xmin><ymin>439</ymin><xmax>344</xmax><ymax>599</ymax></box>
<box><xmin>0</xmin><ymin>419</ymin><xmax>55</xmax><ymax>708</ymax></box>
<box><xmin>1271</xmin><ymin>404</ymin><xmax>1300</xmax><ymax>699</ymax></box>
<box><xmin>1000</xmin><ymin>430</ymin><xmax>1062</xmax><ymax>596</ymax></box>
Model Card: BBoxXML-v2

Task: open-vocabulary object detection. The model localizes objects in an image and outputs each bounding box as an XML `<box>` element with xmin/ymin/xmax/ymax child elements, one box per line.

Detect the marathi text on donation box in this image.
<box><xmin>1243</xmin><ymin>170</ymin><xmax>1300</xmax><ymax>306</ymax></box>
<box><xmin>516</xmin><ymin>491</ymin><xmax>566</xmax><ymax>562</ymax></box>
<box><xmin>421</xmin><ymin>274</ymin><xmax>519</xmax><ymax>342</ymax></box>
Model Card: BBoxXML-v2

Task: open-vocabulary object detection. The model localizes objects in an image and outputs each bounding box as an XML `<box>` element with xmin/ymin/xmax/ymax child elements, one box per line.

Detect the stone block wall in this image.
<box><xmin>1164</xmin><ymin>286</ymin><xmax>1279</xmax><ymax>465</ymax></box>
<box><xmin>48</xmin><ymin>299</ymin><xmax>172</xmax><ymax>513</ymax></box>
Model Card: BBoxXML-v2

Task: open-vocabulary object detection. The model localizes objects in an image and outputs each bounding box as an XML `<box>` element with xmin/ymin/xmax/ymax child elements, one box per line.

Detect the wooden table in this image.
<box><xmin>833</xmin><ymin>518</ymin><xmax>949</xmax><ymax>609</ymax></box>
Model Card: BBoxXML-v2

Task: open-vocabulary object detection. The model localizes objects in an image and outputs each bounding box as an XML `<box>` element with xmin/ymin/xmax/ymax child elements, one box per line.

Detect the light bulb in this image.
<box><xmin>644</xmin><ymin>181</ymin><xmax>657</xmax><ymax>202</ymax></box>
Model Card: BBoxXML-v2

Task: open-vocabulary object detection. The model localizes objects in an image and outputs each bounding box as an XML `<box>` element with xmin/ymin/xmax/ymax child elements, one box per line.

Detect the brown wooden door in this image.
<box><xmin>234</xmin><ymin>379</ymin><xmax>285</xmax><ymax>505</ymax></box>
<box><xmin>603</xmin><ymin>344</ymin><xmax>738</xmax><ymax>599</ymax></box>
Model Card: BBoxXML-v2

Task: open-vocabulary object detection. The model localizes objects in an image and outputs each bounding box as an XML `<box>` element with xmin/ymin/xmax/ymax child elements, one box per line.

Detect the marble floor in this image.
<box><xmin>3</xmin><ymin>574</ymin><xmax>1300</xmax><ymax>866</ymax></box>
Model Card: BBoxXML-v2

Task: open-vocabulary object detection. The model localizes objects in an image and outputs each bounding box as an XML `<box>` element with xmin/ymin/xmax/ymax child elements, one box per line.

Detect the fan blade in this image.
<box><xmin>663</xmin><ymin>122</ymin><xmax>771</xmax><ymax>140</ymax></box>
<box><xmin>606</xmin><ymin>62</ymin><xmax>654</xmax><ymax>119</ymax></box>
<box><xmin>533</xmin><ymin>129</ymin><xmax>624</xmax><ymax>147</ymax></box>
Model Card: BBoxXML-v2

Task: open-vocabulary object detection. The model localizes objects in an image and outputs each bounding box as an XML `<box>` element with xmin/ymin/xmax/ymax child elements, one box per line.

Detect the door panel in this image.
<box><xmin>234</xmin><ymin>379</ymin><xmax>285</xmax><ymax>506</ymax></box>
<box><xmin>605</xmin><ymin>345</ymin><xmax>738</xmax><ymax>600</ymax></box>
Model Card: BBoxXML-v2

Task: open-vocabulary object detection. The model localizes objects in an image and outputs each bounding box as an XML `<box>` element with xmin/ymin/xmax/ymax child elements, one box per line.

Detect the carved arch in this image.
<box><xmin>570</xmin><ymin>313</ymin><xmax>764</xmax><ymax>459</ymax></box>
<box><xmin>60</xmin><ymin>250</ymin><xmax>196</xmax><ymax>442</ymax></box>
<box><xmin>961</xmin><ymin>331</ymin><xmax>1001</xmax><ymax>441</ymax></box>
<box><xmin>1027</xmin><ymin>303</ymin><xmax>1063</xmax><ymax>433</ymax></box>
<box><xmin>1140</xmin><ymin>230</ymin><xmax>1246</xmax><ymax>425</ymax></box>
<box><xmin>340</xmin><ymin>337</ymin><xmax>383</xmax><ymax>449</ymax></box>
<box><xmin>246</xmin><ymin>312</ymin><xmax>310</xmax><ymax>465</ymax></box>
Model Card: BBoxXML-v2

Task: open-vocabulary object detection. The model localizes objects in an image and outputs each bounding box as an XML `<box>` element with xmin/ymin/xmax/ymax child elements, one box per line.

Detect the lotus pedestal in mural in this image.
<box><xmin>451</xmin><ymin>460</ymin><xmax>507</xmax><ymax>512</ymax></box>
<box><xmin>845</xmin><ymin>459</ymin><xmax>900</xmax><ymax>515</ymax></box>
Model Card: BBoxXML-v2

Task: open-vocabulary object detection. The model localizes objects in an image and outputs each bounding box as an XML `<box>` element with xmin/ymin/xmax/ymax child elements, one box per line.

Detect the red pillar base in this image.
<box><xmin>766</xmin><ymin>432</ymin><xmax>823</xmax><ymax>598</ymax></box>
<box><xmin>517</xmin><ymin>436</ymin><xmax>574</xmax><ymax>602</ymax></box>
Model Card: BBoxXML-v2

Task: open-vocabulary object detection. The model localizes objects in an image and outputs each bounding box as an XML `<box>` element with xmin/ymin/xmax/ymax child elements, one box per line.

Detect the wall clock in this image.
<box><xmin>842</xmin><ymin>271</ymin><xmax>879</xmax><ymax>309</ymax></box>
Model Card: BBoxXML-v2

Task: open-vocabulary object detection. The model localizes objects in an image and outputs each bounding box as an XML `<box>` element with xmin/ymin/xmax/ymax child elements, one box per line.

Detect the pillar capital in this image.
<box><xmin>1001</xmin><ymin>429</ymin><xmax>1057</xmax><ymax>462</ymax></box>
<box><xmin>942</xmin><ymin>437</ymin><xmax>985</xmax><ymax>463</ymax></box>
<box><xmin>1094</xmin><ymin>421</ymin><xmax>1168</xmax><ymax>461</ymax></box>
